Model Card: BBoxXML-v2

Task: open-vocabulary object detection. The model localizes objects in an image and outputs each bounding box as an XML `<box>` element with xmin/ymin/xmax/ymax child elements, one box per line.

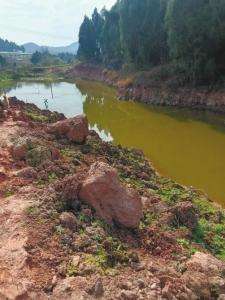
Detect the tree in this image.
<box><xmin>92</xmin><ymin>8</ymin><xmax>104</xmax><ymax>60</ymax></box>
<box><xmin>77</xmin><ymin>0</ymin><xmax>225</xmax><ymax>84</ymax></box>
<box><xmin>166</xmin><ymin>0</ymin><xmax>225</xmax><ymax>83</ymax></box>
<box><xmin>0</xmin><ymin>55</ymin><xmax>6</xmax><ymax>68</ymax></box>
<box><xmin>0</xmin><ymin>38</ymin><xmax>24</xmax><ymax>52</ymax></box>
<box><xmin>31</xmin><ymin>51</ymin><xmax>42</xmax><ymax>64</ymax></box>
<box><xmin>77</xmin><ymin>16</ymin><xmax>98</xmax><ymax>61</ymax></box>
<box><xmin>101</xmin><ymin>4</ymin><xmax>123</xmax><ymax>68</ymax></box>
<box><xmin>119</xmin><ymin>0</ymin><xmax>168</xmax><ymax>67</ymax></box>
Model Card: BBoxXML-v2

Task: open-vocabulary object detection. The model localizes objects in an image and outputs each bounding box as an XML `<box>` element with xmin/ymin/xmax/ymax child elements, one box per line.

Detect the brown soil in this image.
<box><xmin>66</xmin><ymin>63</ymin><xmax>225</xmax><ymax>113</ymax></box>
<box><xmin>0</xmin><ymin>98</ymin><xmax>225</xmax><ymax>299</ymax></box>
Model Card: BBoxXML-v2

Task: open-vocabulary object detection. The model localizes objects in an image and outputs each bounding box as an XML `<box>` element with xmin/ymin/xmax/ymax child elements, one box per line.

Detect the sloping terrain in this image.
<box><xmin>1</xmin><ymin>98</ymin><xmax>225</xmax><ymax>299</ymax></box>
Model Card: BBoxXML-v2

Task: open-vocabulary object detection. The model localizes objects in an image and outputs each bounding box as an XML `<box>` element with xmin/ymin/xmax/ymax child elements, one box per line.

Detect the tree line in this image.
<box><xmin>0</xmin><ymin>38</ymin><xmax>24</xmax><ymax>53</ymax></box>
<box><xmin>31</xmin><ymin>50</ymin><xmax>76</xmax><ymax>65</ymax></box>
<box><xmin>78</xmin><ymin>0</ymin><xmax>225</xmax><ymax>84</ymax></box>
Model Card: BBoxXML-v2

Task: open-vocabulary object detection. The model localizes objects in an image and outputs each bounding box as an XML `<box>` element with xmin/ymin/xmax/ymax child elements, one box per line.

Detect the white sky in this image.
<box><xmin>0</xmin><ymin>0</ymin><xmax>115</xmax><ymax>46</ymax></box>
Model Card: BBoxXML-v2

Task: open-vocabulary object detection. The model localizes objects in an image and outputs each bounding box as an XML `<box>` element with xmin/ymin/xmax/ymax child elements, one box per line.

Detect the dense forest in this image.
<box><xmin>0</xmin><ymin>38</ymin><xmax>24</xmax><ymax>53</ymax></box>
<box><xmin>78</xmin><ymin>0</ymin><xmax>225</xmax><ymax>85</ymax></box>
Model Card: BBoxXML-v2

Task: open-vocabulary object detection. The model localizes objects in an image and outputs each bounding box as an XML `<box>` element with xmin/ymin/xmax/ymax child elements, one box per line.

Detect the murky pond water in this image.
<box><xmin>7</xmin><ymin>80</ymin><xmax>225</xmax><ymax>205</ymax></box>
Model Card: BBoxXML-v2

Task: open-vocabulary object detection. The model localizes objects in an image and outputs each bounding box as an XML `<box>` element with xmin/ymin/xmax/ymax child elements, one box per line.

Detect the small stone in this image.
<box><xmin>129</xmin><ymin>252</ymin><xmax>139</xmax><ymax>263</ymax></box>
<box><xmin>118</xmin><ymin>281</ymin><xmax>133</xmax><ymax>290</ymax></box>
<box><xmin>79</xmin><ymin>263</ymin><xmax>96</xmax><ymax>276</ymax></box>
<box><xmin>118</xmin><ymin>290</ymin><xmax>138</xmax><ymax>300</ymax></box>
<box><xmin>136</xmin><ymin>279</ymin><xmax>145</xmax><ymax>289</ymax></box>
<box><xmin>93</xmin><ymin>278</ymin><xmax>104</xmax><ymax>297</ymax></box>
<box><xmin>72</xmin><ymin>255</ymin><xmax>80</xmax><ymax>267</ymax></box>
<box><xmin>130</xmin><ymin>262</ymin><xmax>145</xmax><ymax>271</ymax></box>
<box><xmin>162</xmin><ymin>284</ymin><xmax>173</xmax><ymax>299</ymax></box>
<box><xmin>52</xmin><ymin>275</ymin><xmax>57</xmax><ymax>287</ymax></box>
<box><xmin>17</xmin><ymin>167</ymin><xmax>38</xmax><ymax>179</ymax></box>
<box><xmin>150</xmin><ymin>283</ymin><xmax>157</xmax><ymax>290</ymax></box>
<box><xmin>59</xmin><ymin>212</ymin><xmax>77</xmax><ymax>230</ymax></box>
<box><xmin>11</xmin><ymin>143</ymin><xmax>27</xmax><ymax>161</ymax></box>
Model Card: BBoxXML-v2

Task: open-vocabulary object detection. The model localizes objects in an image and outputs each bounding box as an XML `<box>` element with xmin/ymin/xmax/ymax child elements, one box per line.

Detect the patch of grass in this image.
<box><xmin>55</xmin><ymin>224</ymin><xmax>65</xmax><ymax>235</ymax></box>
<box><xmin>193</xmin><ymin>218</ymin><xmax>225</xmax><ymax>260</ymax></box>
<box><xmin>156</xmin><ymin>184</ymin><xmax>189</xmax><ymax>206</ymax></box>
<box><xmin>120</xmin><ymin>176</ymin><xmax>146</xmax><ymax>189</ymax></box>
<box><xmin>85</xmin><ymin>248</ymin><xmax>108</xmax><ymax>270</ymax></box>
<box><xmin>67</xmin><ymin>262</ymin><xmax>79</xmax><ymax>277</ymax></box>
<box><xmin>25</xmin><ymin>110</ymin><xmax>49</xmax><ymax>123</ymax></box>
<box><xmin>26</xmin><ymin>205</ymin><xmax>40</xmax><ymax>216</ymax></box>
<box><xmin>177</xmin><ymin>238</ymin><xmax>197</xmax><ymax>256</ymax></box>
<box><xmin>78</xmin><ymin>213</ymin><xmax>91</xmax><ymax>223</ymax></box>
<box><xmin>193</xmin><ymin>198</ymin><xmax>216</xmax><ymax>216</ymax></box>
<box><xmin>48</xmin><ymin>172</ymin><xmax>58</xmax><ymax>183</ymax></box>
<box><xmin>140</xmin><ymin>212</ymin><xmax>157</xmax><ymax>229</ymax></box>
<box><xmin>4</xmin><ymin>190</ymin><xmax>14</xmax><ymax>198</ymax></box>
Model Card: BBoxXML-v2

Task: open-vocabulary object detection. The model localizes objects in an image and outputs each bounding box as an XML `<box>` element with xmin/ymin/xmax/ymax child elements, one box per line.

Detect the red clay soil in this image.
<box><xmin>67</xmin><ymin>63</ymin><xmax>225</xmax><ymax>113</ymax></box>
<box><xmin>0</xmin><ymin>98</ymin><xmax>225</xmax><ymax>299</ymax></box>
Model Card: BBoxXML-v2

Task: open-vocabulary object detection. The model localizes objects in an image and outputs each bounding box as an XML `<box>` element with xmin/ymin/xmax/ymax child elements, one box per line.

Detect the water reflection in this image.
<box><xmin>6</xmin><ymin>79</ymin><xmax>225</xmax><ymax>205</ymax></box>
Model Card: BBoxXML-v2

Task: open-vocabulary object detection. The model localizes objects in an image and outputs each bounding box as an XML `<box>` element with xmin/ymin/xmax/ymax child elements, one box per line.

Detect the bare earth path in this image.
<box><xmin>0</xmin><ymin>119</ymin><xmax>36</xmax><ymax>299</ymax></box>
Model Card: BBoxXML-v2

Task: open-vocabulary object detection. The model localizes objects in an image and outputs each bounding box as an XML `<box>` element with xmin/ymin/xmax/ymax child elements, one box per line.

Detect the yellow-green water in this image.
<box><xmin>8</xmin><ymin>80</ymin><xmax>225</xmax><ymax>205</ymax></box>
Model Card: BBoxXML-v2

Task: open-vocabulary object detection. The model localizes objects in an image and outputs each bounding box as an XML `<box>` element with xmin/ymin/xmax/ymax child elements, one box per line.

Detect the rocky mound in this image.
<box><xmin>0</xmin><ymin>97</ymin><xmax>225</xmax><ymax>299</ymax></box>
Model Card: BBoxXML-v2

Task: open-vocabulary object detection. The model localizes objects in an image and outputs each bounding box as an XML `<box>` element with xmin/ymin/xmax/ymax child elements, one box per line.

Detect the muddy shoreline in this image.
<box><xmin>67</xmin><ymin>63</ymin><xmax>225</xmax><ymax>114</ymax></box>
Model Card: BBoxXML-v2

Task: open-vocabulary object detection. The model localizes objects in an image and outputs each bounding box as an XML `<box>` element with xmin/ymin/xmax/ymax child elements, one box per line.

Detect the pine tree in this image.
<box><xmin>77</xmin><ymin>16</ymin><xmax>98</xmax><ymax>61</ymax></box>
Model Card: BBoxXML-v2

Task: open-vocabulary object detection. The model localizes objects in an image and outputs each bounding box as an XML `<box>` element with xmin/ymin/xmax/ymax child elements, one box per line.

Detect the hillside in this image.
<box><xmin>23</xmin><ymin>42</ymin><xmax>79</xmax><ymax>55</ymax></box>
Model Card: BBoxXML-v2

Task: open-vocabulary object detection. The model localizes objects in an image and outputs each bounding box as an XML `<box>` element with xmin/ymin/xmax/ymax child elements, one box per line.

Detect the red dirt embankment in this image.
<box><xmin>1</xmin><ymin>98</ymin><xmax>225</xmax><ymax>299</ymax></box>
<box><xmin>67</xmin><ymin>63</ymin><xmax>225</xmax><ymax>113</ymax></box>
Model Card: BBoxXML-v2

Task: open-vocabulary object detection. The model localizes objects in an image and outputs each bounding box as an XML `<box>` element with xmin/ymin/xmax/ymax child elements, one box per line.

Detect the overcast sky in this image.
<box><xmin>0</xmin><ymin>0</ymin><xmax>115</xmax><ymax>46</ymax></box>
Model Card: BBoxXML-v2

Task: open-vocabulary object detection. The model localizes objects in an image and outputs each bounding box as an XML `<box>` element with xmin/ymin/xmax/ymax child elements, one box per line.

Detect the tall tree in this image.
<box><xmin>119</xmin><ymin>0</ymin><xmax>168</xmax><ymax>67</ymax></box>
<box><xmin>92</xmin><ymin>8</ymin><xmax>104</xmax><ymax>60</ymax></box>
<box><xmin>77</xmin><ymin>16</ymin><xmax>98</xmax><ymax>61</ymax></box>
<box><xmin>166</xmin><ymin>0</ymin><xmax>225</xmax><ymax>83</ymax></box>
<box><xmin>101</xmin><ymin>4</ymin><xmax>123</xmax><ymax>68</ymax></box>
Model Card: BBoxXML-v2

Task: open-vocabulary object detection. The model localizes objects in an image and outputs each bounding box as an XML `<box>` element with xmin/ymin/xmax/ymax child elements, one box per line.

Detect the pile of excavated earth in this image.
<box><xmin>1</xmin><ymin>98</ymin><xmax>225</xmax><ymax>299</ymax></box>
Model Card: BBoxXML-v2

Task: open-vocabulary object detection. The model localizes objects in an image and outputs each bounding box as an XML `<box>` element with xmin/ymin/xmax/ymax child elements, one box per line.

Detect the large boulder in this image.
<box><xmin>79</xmin><ymin>162</ymin><xmax>142</xmax><ymax>228</ymax></box>
<box><xmin>48</xmin><ymin>115</ymin><xmax>89</xmax><ymax>143</ymax></box>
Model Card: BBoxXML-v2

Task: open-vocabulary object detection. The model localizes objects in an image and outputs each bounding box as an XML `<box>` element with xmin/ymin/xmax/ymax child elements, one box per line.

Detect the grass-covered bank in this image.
<box><xmin>0</xmin><ymin>65</ymin><xmax>71</xmax><ymax>93</ymax></box>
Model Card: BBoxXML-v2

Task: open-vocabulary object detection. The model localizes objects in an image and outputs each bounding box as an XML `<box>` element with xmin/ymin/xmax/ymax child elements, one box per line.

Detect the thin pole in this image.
<box><xmin>50</xmin><ymin>83</ymin><xmax>53</xmax><ymax>99</ymax></box>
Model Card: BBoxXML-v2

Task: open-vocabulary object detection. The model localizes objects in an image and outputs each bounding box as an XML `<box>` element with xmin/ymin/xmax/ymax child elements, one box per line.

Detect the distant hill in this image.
<box><xmin>23</xmin><ymin>42</ymin><xmax>79</xmax><ymax>55</ymax></box>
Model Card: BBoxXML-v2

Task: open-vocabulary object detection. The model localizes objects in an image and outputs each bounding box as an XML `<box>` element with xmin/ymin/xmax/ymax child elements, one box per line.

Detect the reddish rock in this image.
<box><xmin>79</xmin><ymin>162</ymin><xmax>142</xmax><ymax>229</ymax></box>
<box><xmin>48</xmin><ymin>115</ymin><xmax>89</xmax><ymax>143</ymax></box>
<box><xmin>11</xmin><ymin>143</ymin><xmax>27</xmax><ymax>161</ymax></box>
<box><xmin>59</xmin><ymin>212</ymin><xmax>78</xmax><ymax>230</ymax></box>
<box><xmin>54</xmin><ymin>175</ymin><xmax>81</xmax><ymax>210</ymax></box>
<box><xmin>50</xmin><ymin>147</ymin><xmax>60</xmax><ymax>160</ymax></box>
<box><xmin>55</xmin><ymin>175</ymin><xmax>80</xmax><ymax>202</ymax></box>
<box><xmin>185</xmin><ymin>252</ymin><xmax>225</xmax><ymax>276</ymax></box>
<box><xmin>17</xmin><ymin>167</ymin><xmax>38</xmax><ymax>179</ymax></box>
<box><xmin>182</xmin><ymin>271</ymin><xmax>211</xmax><ymax>299</ymax></box>
<box><xmin>0</xmin><ymin>172</ymin><xmax>7</xmax><ymax>183</ymax></box>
